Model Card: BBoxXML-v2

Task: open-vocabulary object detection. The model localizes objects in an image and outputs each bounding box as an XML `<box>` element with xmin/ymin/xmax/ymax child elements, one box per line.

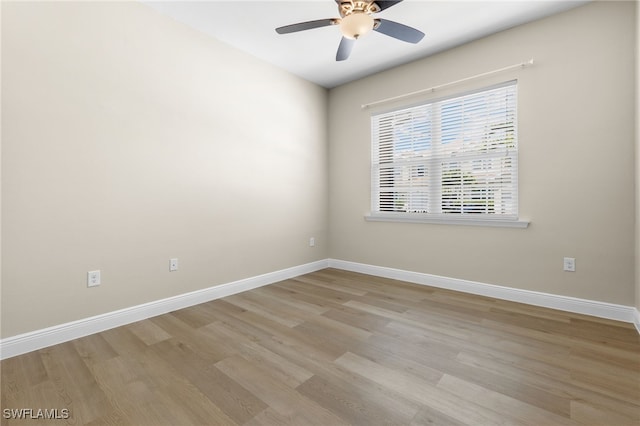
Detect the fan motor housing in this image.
<box><xmin>338</xmin><ymin>1</ymin><xmax>381</xmax><ymax>18</ymax></box>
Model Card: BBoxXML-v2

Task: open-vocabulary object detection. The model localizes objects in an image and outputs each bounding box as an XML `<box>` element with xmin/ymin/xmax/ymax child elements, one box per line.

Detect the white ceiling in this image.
<box><xmin>144</xmin><ymin>0</ymin><xmax>588</xmax><ymax>88</ymax></box>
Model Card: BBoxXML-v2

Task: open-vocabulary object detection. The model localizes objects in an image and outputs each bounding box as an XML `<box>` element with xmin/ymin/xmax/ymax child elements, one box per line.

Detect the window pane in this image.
<box><xmin>371</xmin><ymin>81</ymin><xmax>518</xmax><ymax>220</ymax></box>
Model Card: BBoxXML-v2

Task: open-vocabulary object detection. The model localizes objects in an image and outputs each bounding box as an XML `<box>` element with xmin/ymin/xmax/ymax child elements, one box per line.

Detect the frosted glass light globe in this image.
<box><xmin>340</xmin><ymin>12</ymin><xmax>374</xmax><ymax>39</ymax></box>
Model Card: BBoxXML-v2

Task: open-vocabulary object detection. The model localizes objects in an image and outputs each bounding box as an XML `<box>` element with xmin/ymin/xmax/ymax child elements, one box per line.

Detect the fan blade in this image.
<box><xmin>275</xmin><ymin>19</ymin><xmax>336</xmax><ymax>34</ymax></box>
<box><xmin>374</xmin><ymin>19</ymin><xmax>424</xmax><ymax>43</ymax></box>
<box><xmin>336</xmin><ymin>37</ymin><xmax>355</xmax><ymax>61</ymax></box>
<box><xmin>375</xmin><ymin>1</ymin><xmax>404</xmax><ymax>11</ymax></box>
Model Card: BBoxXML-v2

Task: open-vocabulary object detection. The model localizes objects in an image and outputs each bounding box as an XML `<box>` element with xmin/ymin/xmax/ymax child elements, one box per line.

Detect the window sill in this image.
<box><xmin>365</xmin><ymin>213</ymin><xmax>530</xmax><ymax>228</ymax></box>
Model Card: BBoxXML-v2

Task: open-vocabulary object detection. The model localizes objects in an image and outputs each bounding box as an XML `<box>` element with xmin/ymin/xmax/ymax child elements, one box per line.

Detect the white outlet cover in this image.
<box><xmin>87</xmin><ymin>270</ymin><xmax>101</xmax><ymax>287</ymax></box>
<box><xmin>170</xmin><ymin>258</ymin><xmax>178</xmax><ymax>272</ymax></box>
<box><xmin>563</xmin><ymin>257</ymin><xmax>576</xmax><ymax>272</ymax></box>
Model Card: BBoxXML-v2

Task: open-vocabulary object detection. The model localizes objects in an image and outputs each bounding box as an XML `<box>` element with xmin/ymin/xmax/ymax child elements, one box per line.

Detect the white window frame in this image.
<box><xmin>367</xmin><ymin>80</ymin><xmax>529</xmax><ymax>228</ymax></box>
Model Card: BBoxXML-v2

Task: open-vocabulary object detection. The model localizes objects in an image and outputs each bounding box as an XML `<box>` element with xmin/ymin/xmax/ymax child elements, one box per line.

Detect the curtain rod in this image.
<box><xmin>361</xmin><ymin>58</ymin><xmax>534</xmax><ymax>110</ymax></box>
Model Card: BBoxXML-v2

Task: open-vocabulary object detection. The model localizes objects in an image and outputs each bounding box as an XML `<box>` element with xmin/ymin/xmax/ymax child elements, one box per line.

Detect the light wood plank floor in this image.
<box><xmin>2</xmin><ymin>268</ymin><xmax>639</xmax><ymax>425</ymax></box>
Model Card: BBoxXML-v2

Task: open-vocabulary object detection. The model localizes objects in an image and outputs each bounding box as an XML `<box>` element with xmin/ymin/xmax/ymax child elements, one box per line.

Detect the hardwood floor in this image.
<box><xmin>2</xmin><ymin>268</ymin><xmax>639</xmax><ymax>425</ymax></box>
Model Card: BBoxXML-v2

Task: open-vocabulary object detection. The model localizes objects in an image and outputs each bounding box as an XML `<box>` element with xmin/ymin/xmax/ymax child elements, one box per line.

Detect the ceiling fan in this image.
<box><xmin>275</xmin><ymin>0</ymin><xmax>425</xmax><ymax>61</ymax></box>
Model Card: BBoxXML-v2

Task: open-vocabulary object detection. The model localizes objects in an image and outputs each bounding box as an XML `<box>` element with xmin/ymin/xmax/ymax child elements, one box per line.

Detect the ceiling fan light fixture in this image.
<box><xmin>339</xmin><ymin>12</ymin><xmax>374</xmax><ymax>39</ymax></box>
<box><xmin>274</xmin><ymin>0</ymin><xmax>423</xmax><ymax>62</ymax></box>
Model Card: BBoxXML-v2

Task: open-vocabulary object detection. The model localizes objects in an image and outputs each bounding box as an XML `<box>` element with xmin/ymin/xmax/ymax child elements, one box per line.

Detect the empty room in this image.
<box><xmin>1</xmin><ymin>0</ymin><xmax>639</xmax><ymax>425</ymax></box>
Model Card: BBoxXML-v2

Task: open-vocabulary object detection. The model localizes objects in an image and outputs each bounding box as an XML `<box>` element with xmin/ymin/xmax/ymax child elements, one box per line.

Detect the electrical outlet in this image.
<box><xmin>563</xmin><ymin>257</ymin><xmax>576</xmax><ymax>272</ymax></box>
<box><xmin>87</xmin><ymin>270</ymin><xmax>101</xmax><ymax>287</ymax></box>
<box><xmin>309</xmin><ymin>237</ymin><xmax>315</xmax><ymax>247</ymax></box>
<box><xmin>170</xmin><ymin>258</ymin><xmax>178</xmax><ymax>272</ymax></box>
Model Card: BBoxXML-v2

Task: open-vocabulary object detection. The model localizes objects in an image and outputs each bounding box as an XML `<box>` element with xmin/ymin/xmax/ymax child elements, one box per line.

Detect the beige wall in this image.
<box><xmin>1</xmin><ymin>2</ymin><xmax>328</xmax><ymax>338</ymax></box>
<box><xmin>329</xmin><ymin>1</ymin><xmax>636</xmax><ymax>305</ymax></box>
<box><xmin>2</xmin><ymin>1</ymin><xmax>637</xmax><ymax>340</ymax></box>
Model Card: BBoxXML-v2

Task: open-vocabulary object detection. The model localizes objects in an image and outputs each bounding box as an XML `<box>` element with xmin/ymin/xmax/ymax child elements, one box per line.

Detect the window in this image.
<box><xmin>370</xmin><ymin>81</ymin><xmax>527</xmax><ymax>227</ymax></box>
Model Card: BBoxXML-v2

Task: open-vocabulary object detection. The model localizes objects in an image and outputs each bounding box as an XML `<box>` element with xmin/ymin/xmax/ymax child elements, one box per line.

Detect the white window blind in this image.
<box><xmin>371</xmin><ymin>81</ymin><xmax>519</xmax><ymax>223</ymax></box>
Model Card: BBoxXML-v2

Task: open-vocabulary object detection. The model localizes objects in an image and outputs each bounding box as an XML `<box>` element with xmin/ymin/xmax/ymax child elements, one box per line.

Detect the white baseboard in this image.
<box><xmin>2</xmin><ymin>257</ymin><xmax>637</xmax><ymax>360</ymax></box>
<box><xmin>0</xmin><ymin>259</ymin><xmax>329</xmax><ymax>360</ymax></box>
<box><xmin>328</xmin><ymin>259</ymin><xmax>638</xmax><ymax>326</ymax></box>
